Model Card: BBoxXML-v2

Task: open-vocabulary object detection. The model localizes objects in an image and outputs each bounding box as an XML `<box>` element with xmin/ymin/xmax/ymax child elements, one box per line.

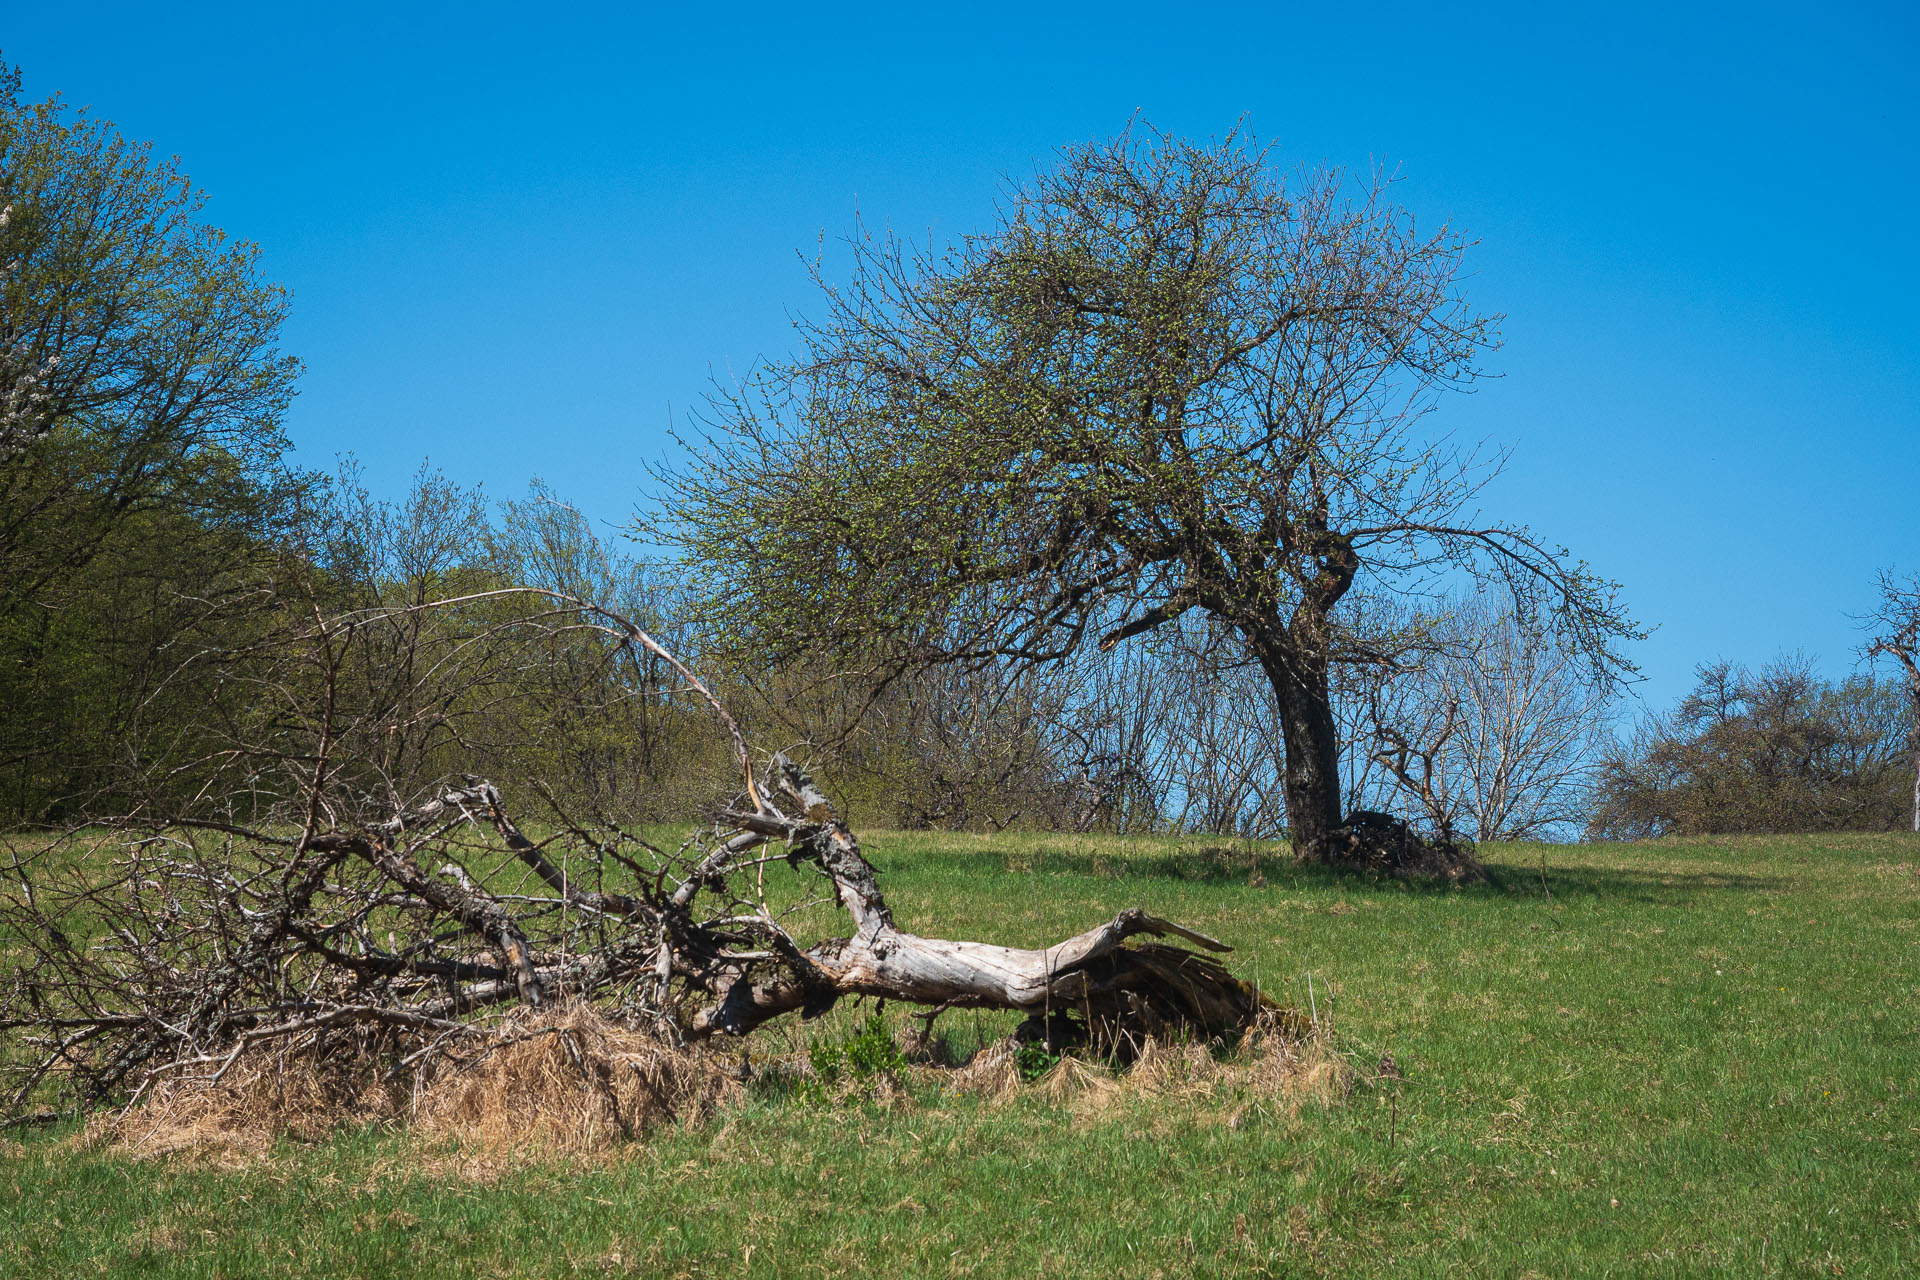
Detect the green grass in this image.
<box><xmin>3</xmin><ymin>831</ymin><xmax>1916</xmax><ymax>1277</ymax></box>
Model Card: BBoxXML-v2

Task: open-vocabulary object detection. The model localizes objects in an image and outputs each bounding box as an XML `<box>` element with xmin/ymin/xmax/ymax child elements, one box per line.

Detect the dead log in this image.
<box><xmin>690</xmin><ymin>756</ymin><xmax>1267</xmax><ymax>1048</ymax></box>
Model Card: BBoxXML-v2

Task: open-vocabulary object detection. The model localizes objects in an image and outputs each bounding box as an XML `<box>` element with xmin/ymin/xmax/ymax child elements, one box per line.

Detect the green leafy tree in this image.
<box><xmin>662</xmin><ymin>126</ymin><xmax>1635</xmax><ymax>862</ymax></box>
<box><xmin>0</xmin><ymin>58</ymin><xmax>299</xmax><ymax>595</ymax></box>
<box><xmin>0</xmin><ymin>57</ymin><xmax>304</xmax><ymax>820</ymax></box>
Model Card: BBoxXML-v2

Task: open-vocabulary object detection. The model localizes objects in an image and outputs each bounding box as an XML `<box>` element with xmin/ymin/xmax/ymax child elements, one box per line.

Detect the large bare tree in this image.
<box><xmin>662</xmin><ymin>125</ymin><xmax>1636</xmax><ymax>866</ymax></box>
<box><xmin>1356</xmin><ymin>594</ymin><xmax>1616</xmax><ymax>842</ymax></box>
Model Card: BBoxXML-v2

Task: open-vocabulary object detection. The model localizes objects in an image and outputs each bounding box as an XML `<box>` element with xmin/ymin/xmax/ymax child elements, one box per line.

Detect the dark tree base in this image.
<box><xmin>1314</xmin><ymin>811</ymin><xmax>1486</xmax><ymax>882</ymax></box>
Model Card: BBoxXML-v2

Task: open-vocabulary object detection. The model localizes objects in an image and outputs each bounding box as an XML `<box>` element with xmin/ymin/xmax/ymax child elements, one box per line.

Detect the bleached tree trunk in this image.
<box><xmin>692</xmin><ymin>758</ymin><xmax>1264</xmax><ymax>1041</ymax></box>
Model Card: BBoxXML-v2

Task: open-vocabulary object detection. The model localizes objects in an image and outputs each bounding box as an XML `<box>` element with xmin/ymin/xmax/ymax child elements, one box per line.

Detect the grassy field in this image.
<box><xmin>2</xmin><ymin>829</ymin><xmax>1916</xmax><ymax>1277</ymax></box>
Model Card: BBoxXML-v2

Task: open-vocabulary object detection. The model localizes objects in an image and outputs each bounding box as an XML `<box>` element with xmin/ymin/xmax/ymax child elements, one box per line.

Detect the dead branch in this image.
<box><xmin>0</xmin><ymin>592</ymin><xmax>1274</xmax><ymax>1120</ymax></box>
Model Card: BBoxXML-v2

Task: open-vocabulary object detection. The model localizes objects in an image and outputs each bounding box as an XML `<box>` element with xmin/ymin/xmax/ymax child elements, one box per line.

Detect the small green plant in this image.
<box><xmin>807</xmin><ymin>1014</ymin><xmax>906</xmax><ymax>1092</ymax></box>
<box><xmin>1012</xmin><ymin>1039</ymin><xmax>1061</xmax><ymax>1083</ymax></box>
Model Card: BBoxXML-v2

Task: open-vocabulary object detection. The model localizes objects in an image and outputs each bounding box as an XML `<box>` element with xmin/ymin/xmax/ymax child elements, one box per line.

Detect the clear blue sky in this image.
<box><xmin>9</xmin><ymin>2</ymin><xmax>1917</xmax><ymax>708</ymax></box>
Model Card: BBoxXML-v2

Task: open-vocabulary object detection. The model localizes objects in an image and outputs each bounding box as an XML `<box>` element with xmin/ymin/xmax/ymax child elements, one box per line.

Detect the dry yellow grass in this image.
<box><xmin>413</xmin><ymin>1004</ymin><xmax>742</xmax><ymax>1156</ymax></box>
<box><xmin>82</xmin><ymin>1003</ymin><xmax>745</xmax><ymax>1167</ymax></box>
<box><xmin>79</xmin><ymin>1002</ymin><xmax>1341</xmax><ymax>1170</ymax></box>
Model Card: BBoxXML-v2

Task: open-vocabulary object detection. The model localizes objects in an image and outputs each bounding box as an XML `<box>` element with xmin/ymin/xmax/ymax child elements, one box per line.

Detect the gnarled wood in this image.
<box><xmin>689</xmin><ymin>755</ymin><xmax>1266</xmax><ymax>1044</ymax></box>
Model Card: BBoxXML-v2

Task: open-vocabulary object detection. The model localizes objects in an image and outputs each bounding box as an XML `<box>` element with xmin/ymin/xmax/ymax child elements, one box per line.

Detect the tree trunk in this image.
<box><xmin>1249</xmin><ymin>625</ymin><xmax>1479</xmax><ymax>878</ymax></box>
<box><xmin>694</xmin><ymin>759</ymin><xmax>1270</xmax><ymax>1045</ymax></box>
<box><xmin>1255</xmin><ymin>641</ymin><xmax>1345</xmax><ymax>863</ymax></box>
<box><xmin>1910</xmin><ymin>731</ymin><xmax>1919</xmax><ymax>835</ymax></box>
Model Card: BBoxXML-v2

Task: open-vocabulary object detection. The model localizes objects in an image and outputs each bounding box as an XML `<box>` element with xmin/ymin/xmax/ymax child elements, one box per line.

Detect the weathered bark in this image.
<box><xmin>1907</xmin><ymin>722</ymin><xmax>1920</xmax><ymax>834</ymax></box>
<box><xmin>694</xmin><ymin>905</ymin><xmax>1254</xmax><ymax>1037</ymax></box>
<box><xmin>1911</xmin><ymin>742</ymin><xmax>1919</xmax><ymax>835</ymax></box>
<box><xmin>691</xmin><ymin>757</ymin><xmax>1268</xmax><ymax>1044</ymax></box>
<box><xmin>1259</xmin><ymin>642</ymin><xmax>1345</xmax><ymax>863</ymax></box>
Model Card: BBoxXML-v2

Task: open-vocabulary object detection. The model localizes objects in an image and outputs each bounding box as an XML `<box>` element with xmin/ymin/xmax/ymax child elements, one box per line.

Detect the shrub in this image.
<box><xmin>1587</xmin><ymin>655</ymin><xmax>1910</xmax><ymax>838</ymax></box>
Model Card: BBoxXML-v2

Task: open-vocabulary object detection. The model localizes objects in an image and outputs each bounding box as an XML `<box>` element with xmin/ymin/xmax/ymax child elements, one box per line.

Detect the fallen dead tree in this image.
<box><xmin>0</xmin><ymin>590</ymin><xmax>1277</xmax><ymax>1126</ymax></box>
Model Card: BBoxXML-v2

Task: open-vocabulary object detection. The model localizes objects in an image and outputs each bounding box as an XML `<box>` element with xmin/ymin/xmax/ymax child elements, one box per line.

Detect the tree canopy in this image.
<box><xmin>663</xmin><ymin>125</ymin><xmax>1637</xmax><ymax>862</ymax></box>
<box><xmin>0</xmin><ymin>57</ymin><xmax>305</xmax><ymax>821</ymax></box>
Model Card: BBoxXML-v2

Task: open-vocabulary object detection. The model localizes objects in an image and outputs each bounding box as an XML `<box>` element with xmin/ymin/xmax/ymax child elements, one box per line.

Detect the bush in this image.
<box><xmin>1587</xmin><ymin>654</ymin><xmax>1910</xmax><ymax>838</ymax></box>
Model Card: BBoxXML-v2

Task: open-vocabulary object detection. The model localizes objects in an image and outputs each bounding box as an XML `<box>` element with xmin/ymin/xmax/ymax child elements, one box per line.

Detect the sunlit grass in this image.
<box><xmin>2</xmin><ymin>830</ymin><xmax>1916</xmax><ymax>1277</ymax></box>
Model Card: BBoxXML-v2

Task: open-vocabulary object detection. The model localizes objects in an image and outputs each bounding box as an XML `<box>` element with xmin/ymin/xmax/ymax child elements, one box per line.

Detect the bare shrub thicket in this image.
<box><xmin>729</xmin><ymin>625</ymin><xmax>1289</xmax><ymax>838</ymax></box>
<box><xmin>1339</xmin><ymin>595</ymin><xmax>1617</xmax><ymax>842</ymax></box>
<box><xmin>1587</xmin><ymin>654</ymin><xmax>1911</xmax><ymax>839</ymax></box>
<box><xmin>739</xmin><ymin>655</ymin><xmax>1088</xmax><ymax>833</ymax></box>
<box><xmin>774</xmin><ymin>592</ymin><xmax>1616</xmax><ymax>846</ymax></box>
<box><xmin>5</xmin><ymin>416</ymin><xmax>1627</xmax><ymax>848</ymax></box>
<box><xmin>305</xmin><ymin>465</ymin><xmax>729</xmax><ymax>820</ymax></box>
<box><xmin>842</xmin><ymin>623</ymin><xmax>1297</xmax><ymax>839</ymax></box>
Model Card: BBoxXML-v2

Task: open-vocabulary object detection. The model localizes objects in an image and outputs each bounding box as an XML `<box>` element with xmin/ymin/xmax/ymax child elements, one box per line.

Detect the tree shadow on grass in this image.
<box><xmin>1265</xmin><ymin>856</ymin><xmax>1787</xmax><ymax>905</ymax></box>
<box><xmin>1467</xmin><ymin>860</ymin><xmax>1790</xmax><ymax>905</ymax></box>
<box><xmin>901</xmin><ymin>844</ymin><xmax>1790</xmax><ymax>905</ymax></box>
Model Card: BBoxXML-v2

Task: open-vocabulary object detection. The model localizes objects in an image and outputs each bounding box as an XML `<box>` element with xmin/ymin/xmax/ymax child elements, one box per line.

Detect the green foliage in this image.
<box><xmin>0</xmin><ymin>56</ymin><xmax>308</xmax><ymax>824</ymax></box>
<box><xmin>297</xmin><ymin>464</ymin><xmax>735</xmax><ymax>822</ymax></box>
<box><xmin>807</xmin><ymin>1013</ymin><xmax>907</xmax><ymax>1088</ymax></box>
<box><xmin>0</xmin><ymin>56</ymin><xmax>301</xmax><ymax>589</ymax></box>
<box><xmin>1011</xmin><ymin>1038</ymin><xmax>1060</xmax><ymax>1083</ymax></box>
<box><xmin>663</xmin><ymin>128</ymin><xmax>1503</xmax><ymax>668</ymax></box>
<box><xmin>0</xmin><ymin>459</ymin><xmax>309</xmax><ymax>822</ymax></box>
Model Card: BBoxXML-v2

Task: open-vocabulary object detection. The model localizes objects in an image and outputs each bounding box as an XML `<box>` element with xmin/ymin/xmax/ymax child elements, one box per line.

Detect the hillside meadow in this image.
<box><xmin>1</xmin><ymin>830</ymin><xmax>1914</xmax><ymax>1277</ymax></box>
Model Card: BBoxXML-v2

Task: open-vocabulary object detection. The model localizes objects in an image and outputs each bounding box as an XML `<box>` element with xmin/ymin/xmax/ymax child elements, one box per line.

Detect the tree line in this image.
<box><xmin>3</xmin><ymin>57</ymin><xmax>1916</xmax><ymax>848</ymax></box>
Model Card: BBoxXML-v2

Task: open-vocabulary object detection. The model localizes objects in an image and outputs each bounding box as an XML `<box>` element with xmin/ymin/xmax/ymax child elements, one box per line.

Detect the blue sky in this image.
<box><xmin>8</xmin><ymin>2</ymin><xmax>1916</xmax><ymax>708</ymax></box>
